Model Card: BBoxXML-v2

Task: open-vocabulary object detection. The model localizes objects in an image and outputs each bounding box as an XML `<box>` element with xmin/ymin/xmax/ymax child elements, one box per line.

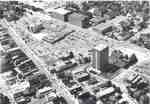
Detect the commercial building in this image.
<box><xmin>110</xmin><ymin>50</ymin><xmax>137</xmax><ymax>68</ymax></box>
<box><xmin>36</xmin><ymin>86</ymin><xmax>53</xmax><ymax>98</ymax></box>
<box><xmin>91</xmin><ymin>44</ymin><xmax>109</xmax><ymax>72</ymax></box>
<box><xmin>96</xmin><ymin>87</ymin><xmax>115</xmax><ymax>98</ymax></box>
<box><xmin>50</xmin><ymin>8</ymin><xmax>72</xmax><ymax>22</ymax></box>
<box><xmin>90</xmin><ymin>17</ymin><xmax>106</xmax><ymax>26</ymax></box>
<box><xmin>29</xmin><ymin>23</ymin><xmax>44</xmax><ymax>33</ymax></box>
<box><xmin>68</xmin><ymin>12</ymin><xmax>90</xmax><ymax>28</ymax></box>
<box><xmin>74</xmin><ymin>71</ymin><xmax>90</xmax><ymax>82</ymax></box>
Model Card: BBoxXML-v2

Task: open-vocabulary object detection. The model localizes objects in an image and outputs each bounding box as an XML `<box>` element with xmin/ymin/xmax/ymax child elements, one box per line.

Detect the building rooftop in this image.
<box><xmin>94</xmin><ymin>44</ymin><xmax>108</xmax><ymax>51</ymax></box>
<box><xmin>92</xmin><ymin>15</ymin><xmax>127</xmax><ymax>33</ymax></box>
<box><xmin>49</xmin><ymin>8</ymin><xmax>71</xmax><ymax>15</ymax></box>
<box><xmin>68</xmin><ymin>12</ymin><xmax>88</xmax><ymax>20</ymax></box>
<box><xmin>0</xmin><ymin>44</ymin><xmax>3</xmax><ymax>51</ymax></box>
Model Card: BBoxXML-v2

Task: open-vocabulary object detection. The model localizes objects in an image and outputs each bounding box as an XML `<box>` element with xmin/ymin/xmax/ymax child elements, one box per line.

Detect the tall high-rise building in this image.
<box><xmin>91</xmin><ymin>44</ymin><xmax>109</xmax><ymax>72</ymax></box>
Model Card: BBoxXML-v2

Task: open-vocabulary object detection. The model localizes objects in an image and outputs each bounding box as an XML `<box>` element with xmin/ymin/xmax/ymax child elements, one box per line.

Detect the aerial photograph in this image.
<box><xmin>0</xmin><ymin>0</ymin><xmax>150</xmax><ymax>104</ymax></box>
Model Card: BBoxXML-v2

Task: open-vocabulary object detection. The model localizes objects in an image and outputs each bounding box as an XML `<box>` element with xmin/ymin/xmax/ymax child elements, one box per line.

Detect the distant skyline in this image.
<box><xmin>0</xmin><ymin>0</ymin><xmax>149</xmax><ymax>3</ymax></box>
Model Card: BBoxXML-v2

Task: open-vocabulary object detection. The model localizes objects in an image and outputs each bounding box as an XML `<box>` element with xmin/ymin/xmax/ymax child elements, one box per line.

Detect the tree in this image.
<box><xmin>139</xmin><ymin>21</ymin><xmax>147</xmax><ymax>30</ymax></box>
<box><xmin>81</xmin><ymin>1</ymin><xmax>90</xmax><ymax>12</ymax></box>
<box><xmin>130</xmin><ymin>54</ymin><xmax>138</xmax><ymax>64</ymax></box>
<box><xmin>65</xmin><ymin>1</ymin><xmax>80</xmax><ymax>12</ymax></box>
<box><xmin>0</xmin><ymin>93</ymin><xmax>10</xmax><ymax>104</ymax></box>
<box><xmin>0</xmin><ymin>10</ymin><xmax>3</xmax><ymax>18</ymax></box>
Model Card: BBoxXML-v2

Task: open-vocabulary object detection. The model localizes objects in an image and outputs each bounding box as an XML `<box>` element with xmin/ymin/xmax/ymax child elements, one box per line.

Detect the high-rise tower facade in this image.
<box><xmin>91</xmin><ymin>44</ymin><xmax>109</xmax><ymax>72</ymax></box>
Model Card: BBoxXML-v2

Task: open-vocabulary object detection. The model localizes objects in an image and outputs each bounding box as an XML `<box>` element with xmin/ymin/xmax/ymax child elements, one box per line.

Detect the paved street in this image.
<box><xmin>1</xmin><ymin>19</ymin><xmax>76</xmax><ymax>104</ymax></box>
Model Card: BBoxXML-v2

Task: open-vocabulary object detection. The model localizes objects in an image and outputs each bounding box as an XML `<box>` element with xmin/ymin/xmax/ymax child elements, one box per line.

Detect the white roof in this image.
<box><xmin>97</xmin><ymin>87</ymin><xmax>115</xmax><ymax>97</ymax></box>
<box><xmin>51</xmin><ymin>8</ymin><xmax>71</xmax><ymax>15</ymax></box>
<box><xmin>0</xmin><ymin>44</ymin><xmax>4</xmax><ymax>51</ymax></box>
<box><xmin>94</xmin><ymin>44</ymin><xmax>108</xmax><ymax>51</ymax></box>
<box><xmin>38</xmin><ymin>86</ymin><xmax>52</xmax><ymax>93</ymax></box>
<box><xmin>31</xmin><ymin>32</ymin><xmax>48</xmax><ymax>41</ymax></box>
<box><xmin>11</xmin><ymin>81</ymin><xmax>30</xmax><ymax>94</ymax></box>
<box><xmin>46</xmin><ymin>8</ymin><xmax>71</xmax><ymax>15</ymax></box>
<box><xmin>88</xmin><ymin>8</ymin><xmax>96</xmax><ymax>14</ymax></box>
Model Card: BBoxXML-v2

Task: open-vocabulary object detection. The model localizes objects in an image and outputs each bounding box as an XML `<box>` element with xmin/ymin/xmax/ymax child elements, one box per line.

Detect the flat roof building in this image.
<box><xmin>49</xmin><ymin>8</ymin><xmax>72</xmax><ymax>22</ymax></box>
<box><xmin>91</xmin><ymin>44</ymin><xmax>109</xmax><ymax>72</ymax></box>
<box><xmin>68</xmin><ymin>12</ymin><xmax>90</xmax><ymax>28</ymax></box>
